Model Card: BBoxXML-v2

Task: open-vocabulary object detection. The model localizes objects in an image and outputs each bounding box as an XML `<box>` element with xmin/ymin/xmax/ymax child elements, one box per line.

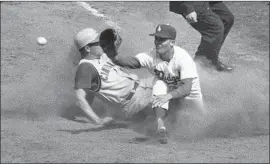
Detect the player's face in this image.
<box><xmin>155</xmin><ymin>36</ymin><xmax>173</xmax><ymax>60</ymax></box>
<box><xmin>154</xmin><ymin>36</ymin><xmax>171</xmax><ymax>54</ymax></box>
<box><xmin>81</xmin><ymin>42</ymin><xmax>103</xmax><ymax>57</ymax></box>
<box><xmin>90</xmin><ymin>45</ymin><xmax>103</xmax><ymax>57</ymax></box>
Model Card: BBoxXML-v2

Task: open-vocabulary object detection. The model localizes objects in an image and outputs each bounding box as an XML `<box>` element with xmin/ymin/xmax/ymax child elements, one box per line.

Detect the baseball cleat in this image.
<box><xmin>157</xmin><ymin>127</ymin><xmax>168</xmax><ymax>144</ymax></box>
<box><xmin>214</xmin><ymin>61</ymin><xmax>233</xmax><ymax>72</ymax></box>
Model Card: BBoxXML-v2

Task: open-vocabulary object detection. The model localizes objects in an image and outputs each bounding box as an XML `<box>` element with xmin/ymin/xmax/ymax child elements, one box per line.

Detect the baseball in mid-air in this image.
<box><xmin>37</xmin><ymin>37</ymin><xmax>47</xmax><ymax>45</ymax></box>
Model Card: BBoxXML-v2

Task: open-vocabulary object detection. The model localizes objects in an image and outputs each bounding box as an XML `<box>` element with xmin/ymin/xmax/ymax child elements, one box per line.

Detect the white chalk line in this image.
<box><xmin>77</xmin><ymin>2</ymin><xmax>121</xmax><ymax>31</ymax></box>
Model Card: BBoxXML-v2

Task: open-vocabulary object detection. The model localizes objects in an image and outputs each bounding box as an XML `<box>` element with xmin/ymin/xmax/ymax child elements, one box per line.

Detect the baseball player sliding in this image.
<box><xmin>73</xmin><ymin>28</ymin><xmax>156</xmax><ymax>132</ymax></box>
<box><xmin>105</xmin><ymin>24</ymin><xmax>205</xmax><ymax>144</ymax></box>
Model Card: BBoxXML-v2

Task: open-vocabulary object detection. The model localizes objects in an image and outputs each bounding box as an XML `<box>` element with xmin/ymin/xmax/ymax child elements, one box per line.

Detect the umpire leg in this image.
<box><xmin>192</xmin><ymin>8</ymin><xmax>233</xmax><ymax>72</ymax></box>
<box><xmin>210</xmin><ymin>2</ymin><xmax>235</xmax><ymax>54</ymax></box>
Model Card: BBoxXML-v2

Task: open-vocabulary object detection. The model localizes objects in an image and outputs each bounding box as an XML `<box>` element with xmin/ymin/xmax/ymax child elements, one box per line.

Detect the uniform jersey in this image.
<box><xmin>135</xmin><ymin>45</ymin><xmax>202</xmax><ymax>99</ymax></box>
<box><xmin>75</xmin><ymin>53</ymin><xmax>139</xmax><ymax>104</ymax></box>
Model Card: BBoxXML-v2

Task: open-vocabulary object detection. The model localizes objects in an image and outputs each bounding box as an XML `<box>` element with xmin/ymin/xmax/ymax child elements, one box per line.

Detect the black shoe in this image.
<box><xmin>214</xmin><ymin>61</ymin><xmax>233</xmax><ymax>72</ymax></box>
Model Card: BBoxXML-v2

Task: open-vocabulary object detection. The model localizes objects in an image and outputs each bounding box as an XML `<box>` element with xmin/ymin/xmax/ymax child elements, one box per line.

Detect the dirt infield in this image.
<box><xmin>1</xmin><ymin>1</ymin><xmax>269</xmax><ymax>163</ymax></box>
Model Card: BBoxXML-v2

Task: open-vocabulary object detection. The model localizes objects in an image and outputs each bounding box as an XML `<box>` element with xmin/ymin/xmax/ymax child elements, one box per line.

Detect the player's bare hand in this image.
<box><xmin>99</xmin><ymin>117</ymin><xmax>116</xmax><ymax>126</ymax></box>
<box><xmin>152</xmin><ymin>94</ymin><xmax>173</xmax><ymax>108</ymax></box>
<box><xmin>186</xmin><ymin>11</ymin><xmax>198</xmax><ymax>23</ymax></box>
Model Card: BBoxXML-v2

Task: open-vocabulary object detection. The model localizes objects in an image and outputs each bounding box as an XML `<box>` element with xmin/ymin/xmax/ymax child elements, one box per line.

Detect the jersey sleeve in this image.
<box><xmin>74</xmin><ymin>63</ymin><xmax>99</xmax><ymax>91</ymax></box>
<box><xmin>135</xmin><ymin>52</ymin><xmax>154</xmax><ymax>69</ymax></box>
<box><xmin>177</xmin><ymin>50</ymin><xmax>198</xmax><ymax>80</ymax></box>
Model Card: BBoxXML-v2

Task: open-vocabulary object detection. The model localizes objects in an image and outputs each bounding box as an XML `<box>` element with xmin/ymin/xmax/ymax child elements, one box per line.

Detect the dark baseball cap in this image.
<box><xmin>149</xmin><ymin>24</ymin><xmax>176</xmax><ymax>40</ymax></box>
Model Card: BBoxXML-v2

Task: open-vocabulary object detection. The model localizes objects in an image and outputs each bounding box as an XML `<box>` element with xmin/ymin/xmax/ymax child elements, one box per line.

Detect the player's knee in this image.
<box><xmin>154</xmin><ymin>107</ymin><xmax>168</xmax><ymax>119</ymax></box>
<box><xmin>214</xmin><ymin>23</ymin><xmax>224</xmax><ymax>40</ymax></box>
<box><xmin>202</xmin><ymin>24</ymin><xmax>224</xmax><ymax>44</ymax></box>
<box><xmin>153</xmin><ymin>80</ymin><xmax>168</xmax><ymax>95</ymax></box>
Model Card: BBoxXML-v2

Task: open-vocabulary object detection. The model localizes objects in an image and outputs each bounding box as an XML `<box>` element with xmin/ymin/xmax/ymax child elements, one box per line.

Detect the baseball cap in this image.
<box><xmin>149</xmin><ymin>24</ymin><xmax>176</xmax><ymax>40</ymax></box>
<box><xmin>74</xmin><ymin>28</ymin><xmax>99</xmax><ymax>50</ymax></box>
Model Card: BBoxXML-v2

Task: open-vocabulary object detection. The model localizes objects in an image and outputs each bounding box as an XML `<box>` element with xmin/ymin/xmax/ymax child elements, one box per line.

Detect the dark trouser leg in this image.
<box><xmin>191</xmin><ymin>8</ymin><xmax>233</xmax><ymax>71</ymax></box>
<box><xmin>191</xmin><ymin>9</ymin><xmax>224</xmax><ymax>64</ymax></box>
<box><xmin>210</xmin><ymin>2</ymin><xmax>235</xmax><ymax>54</ymax></box>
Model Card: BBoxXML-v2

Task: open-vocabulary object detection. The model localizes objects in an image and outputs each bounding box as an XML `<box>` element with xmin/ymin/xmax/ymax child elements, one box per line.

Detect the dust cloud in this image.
<box><xmin>60</xmin><ymin>45</ymin><xmax>269</xmax><ymax>141</ymax></box>
<box><xmin>165</xmin><ymin>61</ymin><xmax>269</xmax><ymax>141</ymax></box>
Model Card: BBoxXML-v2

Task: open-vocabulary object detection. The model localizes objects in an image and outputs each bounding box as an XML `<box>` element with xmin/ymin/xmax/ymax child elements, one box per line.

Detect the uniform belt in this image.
<box><xmin>126</xmin><ymin>81</ymin><xmax>139</xmax><ymax>100</ymax></box>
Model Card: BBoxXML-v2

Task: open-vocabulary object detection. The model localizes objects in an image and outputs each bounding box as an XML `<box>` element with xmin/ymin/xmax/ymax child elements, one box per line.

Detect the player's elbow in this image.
<box><xmin>75</xmin><ymin>89</ymin><xmax>86</xmax><ymax>102</ymax></box>
<box><xmin>181</xmin><ymin>78</ymin><xmax>193</xmax><ymax>96</ymax></box>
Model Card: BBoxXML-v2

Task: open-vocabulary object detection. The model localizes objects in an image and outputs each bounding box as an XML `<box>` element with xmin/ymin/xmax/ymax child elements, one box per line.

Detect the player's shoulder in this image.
<box><xmin>77</xmin><ymin>61</ymin><xmax>92</xmax><ymax>70</ymax></box>
<box><xmin>174</xmin><ymin>46</ymin><xmax>189</xmax><ymax>55</ymax></box>
<box><xmin>76</xmin><ymin>61</ymin><xmax>96</xmax><ymax>75</ymax></box>
<box><xmin>173</xmin><ymin>46</ymin><xmax>193</xmax><ymax>60</ymax></box>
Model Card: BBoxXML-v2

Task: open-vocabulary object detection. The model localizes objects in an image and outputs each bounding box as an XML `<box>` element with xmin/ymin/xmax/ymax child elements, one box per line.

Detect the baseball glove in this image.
<box><xmin>99</xmin><ymin>28</ymin><xmax>122</xmax><ymax>59</ymax></box>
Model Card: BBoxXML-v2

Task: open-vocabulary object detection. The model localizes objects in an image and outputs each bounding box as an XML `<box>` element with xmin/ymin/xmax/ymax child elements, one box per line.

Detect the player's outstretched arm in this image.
<box><xmin>113</xmin><ymin>51</ymin><xmax>155</xmax><ymax>70</ymax></box>
<box><xmin>75</xmin><ymin>89</ymin><xmax>100</xmax><ymax>123</ymax></box>
<box><xmin>75</xmin><ymin>89</ymin><xmax>113</xmax><ymax>126</ymax></box>
<box><xmin>113</xmin><ymin>55</ymin><xmax>142</xmax><ymax>69</ymax></box>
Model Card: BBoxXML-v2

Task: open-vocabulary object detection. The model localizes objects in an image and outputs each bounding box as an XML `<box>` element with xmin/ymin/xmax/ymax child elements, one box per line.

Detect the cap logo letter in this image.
<box><xmin>157</xmin><ymin>26</ymin><xmax>161</xmax><ymax>32</ymax></box>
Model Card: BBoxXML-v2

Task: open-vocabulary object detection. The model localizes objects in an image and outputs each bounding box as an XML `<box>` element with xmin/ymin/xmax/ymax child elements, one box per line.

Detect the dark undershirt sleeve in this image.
<box><xmin>113</xmin><ymin>55</ymin><xmax>141</xmax><ymax>69</ymax></box>
<box><xmin>169</xmin><ymin>1</ymin><xmax>195</xmax><ymax>17</ymax></box>
<box><xmin>74</xmin><ymin>63</ymin><xmax>98</xmax><ymax>90</ymax></box>
<box><xmin>169</xmin><ymin>78</ymin><xmax>193</xmax><ymax>99</ymax></box>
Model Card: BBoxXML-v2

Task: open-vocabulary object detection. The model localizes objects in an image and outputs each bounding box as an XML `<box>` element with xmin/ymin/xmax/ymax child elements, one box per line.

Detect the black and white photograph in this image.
<box><xmin>1</xmin><ymin>1</ymin><xmax>269</xmax><ymax>163</ymax></box>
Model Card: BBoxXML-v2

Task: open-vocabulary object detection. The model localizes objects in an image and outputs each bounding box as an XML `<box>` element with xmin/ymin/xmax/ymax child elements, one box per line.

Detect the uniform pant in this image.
<box><xmin>191</xmin><ymin>2</ymin><xmax>234</xmax><ymax>63</ymax></box>
<box><xmin>123</xmin><ymin>78</ymin><xmax>205</xmax><ymax>118</ymax></box>
<box><xmin>122</xmin><ymin>77</ymin><xmax>154</xmax><ymax>118</ymax></box>
<box><xmin>152</xmin><ymin>80</ymin><xmax>205</xmax><ymax>113</ymax></box>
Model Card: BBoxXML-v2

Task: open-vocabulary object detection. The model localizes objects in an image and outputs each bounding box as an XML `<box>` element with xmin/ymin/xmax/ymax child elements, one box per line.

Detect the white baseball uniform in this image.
<box><xmin>75</xmin><ymin>53</ymin><xmax>154</xmax><ymax>118</ymax></box>
<box><xmin>135</xmin><ymin>45</ymin><xmax>204</xmax><ymax>112</ymax></box>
